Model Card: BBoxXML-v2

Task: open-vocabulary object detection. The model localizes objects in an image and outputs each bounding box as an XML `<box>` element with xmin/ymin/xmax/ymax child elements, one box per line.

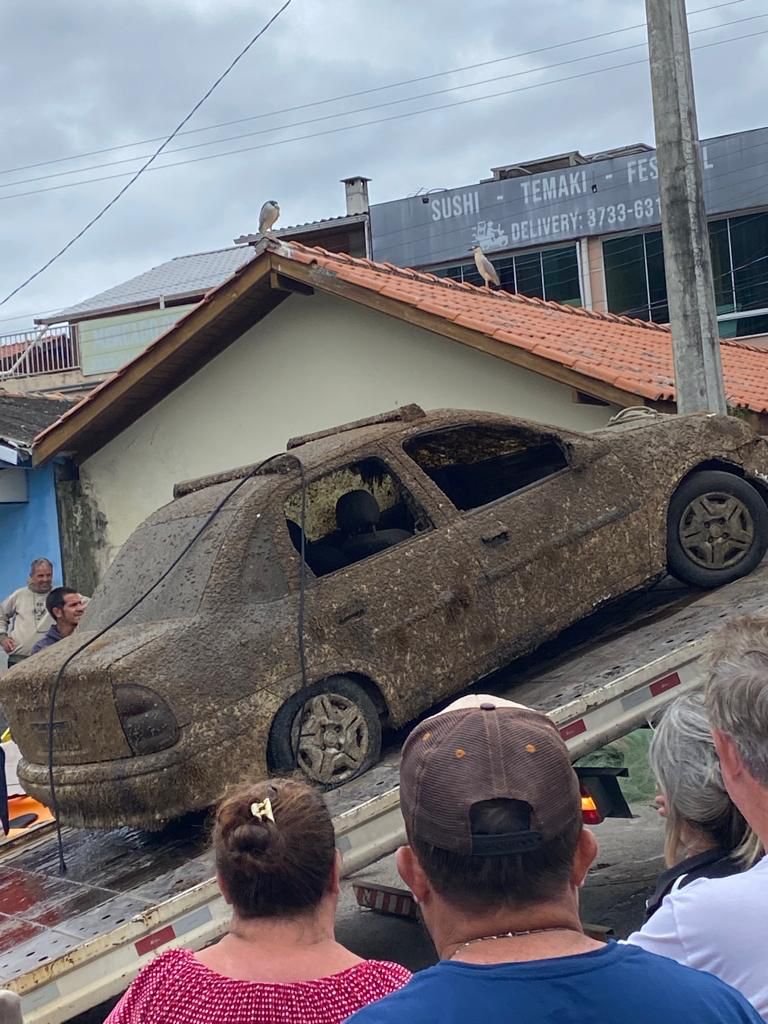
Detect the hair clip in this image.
<box><xmin>250</xmin><ymin>798</ymin><xmax>275</xmax><ymax>823</ymax></box>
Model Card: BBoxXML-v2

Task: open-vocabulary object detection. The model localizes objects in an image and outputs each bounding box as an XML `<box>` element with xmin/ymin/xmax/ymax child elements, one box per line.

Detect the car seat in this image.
<box><xmin>286</xmin><ymin>518</ymin><xmax>346</xmax><ymax>576</ymax></box>
<box><xmin>336</xmin><ymin>490</ymin><xmax>411</xmax><ymax>563</ymax></box>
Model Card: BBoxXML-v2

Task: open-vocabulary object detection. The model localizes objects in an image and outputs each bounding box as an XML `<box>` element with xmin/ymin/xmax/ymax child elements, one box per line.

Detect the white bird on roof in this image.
<box><xmin>258</xmin><ymin>200</ymin><xmax>280</xmax><ymax>235</ymax></box>
<box><xmin>471</xmin><ymin>244</ymin><xmax>500</xmax><ymax>290</ymax></box>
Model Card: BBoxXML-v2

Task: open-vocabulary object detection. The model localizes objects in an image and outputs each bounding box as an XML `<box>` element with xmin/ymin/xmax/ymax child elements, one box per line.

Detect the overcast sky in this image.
<box><xmin>1</xmin><ymin>0</ymin><xmax>766</xmax><ymax>331</ymax></box>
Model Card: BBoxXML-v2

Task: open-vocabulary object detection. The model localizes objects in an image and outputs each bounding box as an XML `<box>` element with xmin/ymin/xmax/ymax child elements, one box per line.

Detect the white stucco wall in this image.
<box><xmin>81</xmin><ymin>291</ymin><xmax>619</xmax><ymax>570</ymax></box>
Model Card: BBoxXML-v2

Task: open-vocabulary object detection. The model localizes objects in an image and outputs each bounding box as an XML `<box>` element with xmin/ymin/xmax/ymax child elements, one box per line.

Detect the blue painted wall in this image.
<box><xmin>0</xmin><ymin>464</ymin><xmax>62</xmax><ymax>599</ymax></box>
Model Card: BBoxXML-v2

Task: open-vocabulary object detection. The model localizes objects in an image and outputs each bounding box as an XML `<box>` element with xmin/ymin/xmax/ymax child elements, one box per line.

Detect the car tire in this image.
<box><xmin>667</xmin><ymin>470</ymin><xmax>768</xmax><ymax>588</ymax></box>
<box><xmin>267</xmin><ymin>677</ymin><xmax>382</xmax><ymax>789</ymax></box>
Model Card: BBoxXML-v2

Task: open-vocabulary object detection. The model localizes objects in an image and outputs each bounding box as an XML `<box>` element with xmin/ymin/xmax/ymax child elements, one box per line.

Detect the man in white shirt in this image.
<box><xmin>0</xmin><ymin>558</ymin><xmax>54</xmax><ymax>667</ymax></box>
<box><xmin>628</xmin><ymin>615</ymin><xmax>768</xmax><ymax>1020</ymax></box>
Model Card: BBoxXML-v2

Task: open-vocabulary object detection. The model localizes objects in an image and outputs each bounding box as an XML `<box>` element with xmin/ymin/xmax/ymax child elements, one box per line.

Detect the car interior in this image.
<box><xmin>284</xmin><ymin>457</ymin><xmax>426</xmax><ymax>576</ymax></box>
<box><xmin>404</xmin><ymin>425</ymin><xmax>569</xmax><ymax>511</ymax></box>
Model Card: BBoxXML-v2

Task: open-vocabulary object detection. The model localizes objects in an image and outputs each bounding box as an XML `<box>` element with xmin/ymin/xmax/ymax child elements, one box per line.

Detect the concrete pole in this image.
<box><xmin>645</xmin><ymin>0</ymin><xmax>727</xmax><ymax>415</ymax></box>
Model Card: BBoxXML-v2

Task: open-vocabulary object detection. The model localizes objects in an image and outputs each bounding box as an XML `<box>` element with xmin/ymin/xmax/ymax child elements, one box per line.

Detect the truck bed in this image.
<box><xmin>4</xmin><ymin>563</ymin><xmax>768</xmax><ymax>1021</ymax></box>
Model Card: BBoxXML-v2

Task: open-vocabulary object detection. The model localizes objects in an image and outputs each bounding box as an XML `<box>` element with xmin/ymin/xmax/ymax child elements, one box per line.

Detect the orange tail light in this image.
<box><xmin>581</xmin><ymin>788</ymin><xmax>603</xmax><ymax>825</ymax></box>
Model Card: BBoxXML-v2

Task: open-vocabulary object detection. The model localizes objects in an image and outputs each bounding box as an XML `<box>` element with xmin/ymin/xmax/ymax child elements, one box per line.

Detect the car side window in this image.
<box><xmin>404</xmin><ymin>425</ymin><xmax>568</xmax><ymax>511</ymax></box>
<box><xmin>283</xmin><ymin>457</ymin><xmax>432</xmax><ymax>577</ymax></box>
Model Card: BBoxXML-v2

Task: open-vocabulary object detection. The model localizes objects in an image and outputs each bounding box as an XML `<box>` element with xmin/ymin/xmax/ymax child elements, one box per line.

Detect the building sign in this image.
<box><xmin>370</xmin><ymin>127</ymin><xmax>768</xmax><ymax>267</ymax></box>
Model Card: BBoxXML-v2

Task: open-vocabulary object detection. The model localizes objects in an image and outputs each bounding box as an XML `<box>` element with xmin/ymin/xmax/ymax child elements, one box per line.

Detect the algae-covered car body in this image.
<box><xmin>5</xmin><ymin>405</ymin><xmax>768</xmax><ymax>828</ymax></box>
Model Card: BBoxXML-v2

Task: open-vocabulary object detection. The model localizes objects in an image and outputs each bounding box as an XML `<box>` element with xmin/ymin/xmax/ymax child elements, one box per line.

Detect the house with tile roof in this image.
<box><xmin>0</xmin><ymin>178</ymin><xmax>370</xmax><ymax>399</ymax></box>
<box><xmin>0</xmin><ymin>391</ymin><xmax>77</xmax><ymax>604</ymax></box>
<box><xmin>32</xmin><ymin>239</ymin><xmax>768</xmax><ymax>586</ymax></box>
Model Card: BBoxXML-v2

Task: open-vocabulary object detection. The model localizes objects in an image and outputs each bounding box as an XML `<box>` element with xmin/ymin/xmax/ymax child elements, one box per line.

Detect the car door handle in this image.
<box><xmin>337</xmin><ymin>601</ymin><xmax>366</xmax><ymax>624</ymax></box>
<box><xmin>481</xmin><ymin>529</ymin><xmax>509</xmax><ymax>547</ymax></box>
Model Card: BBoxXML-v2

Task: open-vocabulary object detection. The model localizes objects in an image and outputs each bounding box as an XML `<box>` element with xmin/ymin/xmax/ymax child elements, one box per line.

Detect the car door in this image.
<box><xmin>280</xmin><ymin>451</ymin><xmax>498</xmax><ymax>726</ymax></box>
<box><xmin>401</xmin><ymin>422</ymin><xmax>650</xmax><ymax>660</ymax></box>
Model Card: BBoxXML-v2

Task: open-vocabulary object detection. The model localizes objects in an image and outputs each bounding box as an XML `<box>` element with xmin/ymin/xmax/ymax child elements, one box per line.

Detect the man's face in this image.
<box><xmin>55</xmin><ymin>594</ymin><xmax>85</xmax><ymax>628</ymax></box>
<box><xmin>29</xmin><ymin>564</ymin><xmax>53</xmax><ymax>594</ymax></box>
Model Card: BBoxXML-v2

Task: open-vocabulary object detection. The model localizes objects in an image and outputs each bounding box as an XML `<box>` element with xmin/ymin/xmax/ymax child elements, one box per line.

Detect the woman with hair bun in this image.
<box><xmin>106</xmin><ymin>778</ymin><xmax>411</xmax><ymax>1023</ymax></box>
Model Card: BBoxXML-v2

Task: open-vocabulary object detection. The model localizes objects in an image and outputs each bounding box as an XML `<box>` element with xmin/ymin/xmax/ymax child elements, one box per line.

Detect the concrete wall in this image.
<box><xmin>0</xmin><ymin>464</ymin><xmax>62</xmax><ymax>598</ymax></box>
<box><xmin>79</xmin><ymin>292</ymin><xmax>620</xmax><ymax>575</ymax></box>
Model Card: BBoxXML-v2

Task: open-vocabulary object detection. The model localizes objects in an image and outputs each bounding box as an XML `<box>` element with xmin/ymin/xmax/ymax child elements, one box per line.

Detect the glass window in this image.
<box><xmin>719</xmin><ymin>313</ymin><xmax>768</xmax><ymax>339</ymax></box>
<box><xmin>515</xmin><ymin>252</ymin><xmax>544</xmax><ymax>299</ymax></box>
<box><xmin>729</xmin><ymin>212</ymin><xmax>768</xmax><ymax>313</ymax></box>
<box><xmin>644</xmin><ymin>232</ymin><xmax>669</xmax><ymax>324</ymax></box>
<box><xmin>429</xmin><ymin>245</ymin><xmax>580</xmax><ymax>305</ymax></box>
<box><xmin>603</xmin><ymin>234</ymin><xmax>649</xmax><ymax>320</ymax></box>
<box><xmin>284</xmin><ymin>457</ymin><xmax>429</xmax><ymax>576</ymax></box>
<box><xmin>709</xmin><ymin>218</ymin><xmax>734</xmax><ymax>315</ymax></box>
<box><xmin>404</xmin><ymin>426</ymin><xmax>568</xmax><ymax>511</ymax></box>
<box><xmin>543</xmin><ymin>247</ymin><xmax>581</xmax><ymax>305</ymax></box>
<box><xmin>603</xmin><ymin>231</ymin><xmax>667</xmax><ymax>323</ymax></box>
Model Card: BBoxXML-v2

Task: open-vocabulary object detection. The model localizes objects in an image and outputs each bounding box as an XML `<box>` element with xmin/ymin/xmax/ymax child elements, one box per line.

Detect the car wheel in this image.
<box><xmin>268</xmin><ymin>677</ymin><xmax>382</xmax><ymax>788</ymax></box>
<box><xmin>667</xmin><ymin>470</ymin><xmax>768</xmax><ymax>588</ymax></box>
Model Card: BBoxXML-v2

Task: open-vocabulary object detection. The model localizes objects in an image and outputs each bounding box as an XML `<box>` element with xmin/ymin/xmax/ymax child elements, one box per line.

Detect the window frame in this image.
<box><xmin>428</xmin><ymin>241</ymin><xmax>583</xmax><ymax>306</ymax></box>
<box><xmin>401</xmin><ymin>424</ymin><xmax>573</xmax><ymax>518</ymax></box>
<box><xmin>279</xmin><ymin>451</ymin><xmax>436</xmax><ymax>584</ymax></box>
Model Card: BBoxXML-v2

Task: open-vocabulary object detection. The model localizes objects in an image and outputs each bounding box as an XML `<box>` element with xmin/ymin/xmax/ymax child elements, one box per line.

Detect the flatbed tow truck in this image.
<box><xmin>3</xmin><ymin>561</ymin><xmax>768</xmax><ymax>1022</ymax></box>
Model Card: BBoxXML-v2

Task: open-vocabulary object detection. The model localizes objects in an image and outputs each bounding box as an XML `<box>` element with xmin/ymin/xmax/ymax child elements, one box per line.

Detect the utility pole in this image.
<box><xmin>645</xmin><ymin>0</ymin><xmax>726</xmax><ymax>415</ymax></box>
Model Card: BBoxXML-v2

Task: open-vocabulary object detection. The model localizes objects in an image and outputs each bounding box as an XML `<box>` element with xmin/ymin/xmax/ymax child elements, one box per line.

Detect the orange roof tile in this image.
<box><xmin>32</xmin><ymin>239</ymin><xmax>768</xmax><ymax>464</ymax></box>
<box><xmin>278</xmin><ymin>241</ymin><xmax>768</xmax><ymax>414</ymax></box>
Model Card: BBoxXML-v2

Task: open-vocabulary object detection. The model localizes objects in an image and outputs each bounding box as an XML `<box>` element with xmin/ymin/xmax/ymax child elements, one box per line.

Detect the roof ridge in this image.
<box><xmin>278</xmin><ymin>240</ymin><xmax>671</xmax><ymax>334</ymax></box>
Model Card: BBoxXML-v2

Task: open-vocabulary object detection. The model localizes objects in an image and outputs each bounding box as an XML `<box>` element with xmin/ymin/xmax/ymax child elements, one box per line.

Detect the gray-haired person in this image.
<box><xmin>644</xmin><ymin>691</ymin><xmax>761</xmax><ymax>919</ymax></box>
<box><xmin>628</xmin><ymin>617</ymin><xmax>768</xmax><ymax>1019</ymax></box>
<box><xmin>348</xmin><ymin>694</ymin><xmax>761</xmax><ymax>1024</ymax></box>
<box><xmin>0</xmin><ymin>559</ymin><xmax>54</xmax><ymax>667</ymax></box>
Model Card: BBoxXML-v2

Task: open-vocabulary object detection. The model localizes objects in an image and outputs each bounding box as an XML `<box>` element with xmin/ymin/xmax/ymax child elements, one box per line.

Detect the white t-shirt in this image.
<box><xmin>627</xmin><ymin>856</ymin><xmax>768</xmax><ymax>1021</ymax></box>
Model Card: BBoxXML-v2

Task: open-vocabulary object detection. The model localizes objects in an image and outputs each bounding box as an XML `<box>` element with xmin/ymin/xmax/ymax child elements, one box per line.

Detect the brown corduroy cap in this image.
<box><xmin>400</xmin><ymin>695</ymin><xmax>581</xmax><ymax>856</ymax></box>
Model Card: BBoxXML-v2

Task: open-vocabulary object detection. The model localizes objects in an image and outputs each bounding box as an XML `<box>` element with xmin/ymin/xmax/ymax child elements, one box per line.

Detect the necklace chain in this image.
<box><xmin>449</xmin><ymin>927</ymin><xmax>575</xmax><ymax>959</ymax></box>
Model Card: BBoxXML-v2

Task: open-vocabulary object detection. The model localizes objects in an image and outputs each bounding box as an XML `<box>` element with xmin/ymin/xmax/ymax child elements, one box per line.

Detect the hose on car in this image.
<box><xmin>47</xmin><ymin>452</ymin><xmax>308</xmax><ymax>873</ymax></box>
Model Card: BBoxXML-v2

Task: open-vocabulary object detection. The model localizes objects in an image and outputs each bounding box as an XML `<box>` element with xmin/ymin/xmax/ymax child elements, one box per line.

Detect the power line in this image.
<box><xmin>0</xmin><ymin>0</ymin><xmax>293</xmax><ymax>309</ymax></box>
<box><xmin>0</xmin><ymin>0</ymin><xmax>747</xmax><ymax>180</ymax></box>
<box><xmin>3</xmin><ymin>25</ymin><xmax>767</xmax><ymax>208</ymax></box>
<box><xmin>4</xmin><ymin>11</ymin><xmax>765</xmax><ymax>194</ymax></box>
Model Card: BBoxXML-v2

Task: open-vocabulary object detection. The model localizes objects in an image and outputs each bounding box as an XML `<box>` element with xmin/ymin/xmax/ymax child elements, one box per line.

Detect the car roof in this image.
<box><xmin>173</xmin><ymin>406</ymin><xmax>588</xmax><ymax>500</ymax></box>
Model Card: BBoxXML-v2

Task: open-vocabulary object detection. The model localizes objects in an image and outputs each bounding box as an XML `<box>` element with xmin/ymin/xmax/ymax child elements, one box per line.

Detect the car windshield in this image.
<box><xmin>83</xmin><ymin>506</ymin><xmax>237</xmax><ymax>630</ymax></box>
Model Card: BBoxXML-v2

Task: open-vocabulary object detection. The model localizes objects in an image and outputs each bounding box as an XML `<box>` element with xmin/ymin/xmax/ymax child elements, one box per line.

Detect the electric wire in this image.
<box><xmin>2</xmin><ymin>25</ymin><xmax>767</xmax><ymax>207</ymax></box>
<box><xmin>5</xmin><ymin>10</ymin><xmax>766</xmax><ymax>193</ymax></box>
<box><xmin>0</xmin><ymin>0</ymin><xmax>293</xmax><ymax>309</ymax></box>
<box><xmin>0</xmin><ymin>0</ymin><xmax>748</xmax><ymax>179</ymax></box>
<box><xmin>48</xmin><ymin>450</ymin><xmax>308</xmax><ymax>873</ymax></box>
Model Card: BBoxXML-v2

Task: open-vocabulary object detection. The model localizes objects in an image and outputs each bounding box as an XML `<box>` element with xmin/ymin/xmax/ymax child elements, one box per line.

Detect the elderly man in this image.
<box><xmin>0</xmin><ymin>558</ymin><xmax>55</xmax><ymax>667</ymax></box>
<box><xmin>628</xmin><ymin>616</ymin><xmax>768</xmax><ymax>1019</ymax></box>
<box><xmin>31</xmin><ymin>588</ymin><xmax>85</xmax><ymax>654</ymax></box>
<box><xmin>349</xmin><ymin>694</ymin><xmax>760</xmax><ymax>1024</ymax></box>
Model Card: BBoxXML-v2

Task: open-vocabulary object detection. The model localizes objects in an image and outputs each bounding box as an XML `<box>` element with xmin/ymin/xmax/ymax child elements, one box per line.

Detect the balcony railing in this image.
<box><xmin>0</xmin><ymin>324</ymin><xmax>80</xmax><ymax>379</ymax></box>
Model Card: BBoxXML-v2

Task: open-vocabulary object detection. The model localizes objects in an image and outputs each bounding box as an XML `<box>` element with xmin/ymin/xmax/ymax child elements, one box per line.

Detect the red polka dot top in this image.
<box><xmin>105</xmin><ymin>948</ymin><xmax>412</xmax><ymax>1024</ymax></box>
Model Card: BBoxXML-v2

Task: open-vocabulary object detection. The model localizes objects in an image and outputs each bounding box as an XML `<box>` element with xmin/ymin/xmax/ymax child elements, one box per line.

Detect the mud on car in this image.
<box><xmin>4</xmin><ymin>405</ymin><xmax>768</xmax><ymax>828</ymax></box>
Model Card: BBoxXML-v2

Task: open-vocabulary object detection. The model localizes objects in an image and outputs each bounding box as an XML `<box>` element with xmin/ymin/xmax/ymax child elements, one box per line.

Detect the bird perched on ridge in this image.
<box><xmin>258</xmin><ymin>200</ymin><xmax>280</xmax><ymax>235</ymax></box>
<box><xmin>471</xmin><ymin>244</ymin><xmax>500</xmax><ymax>290</ymax></box>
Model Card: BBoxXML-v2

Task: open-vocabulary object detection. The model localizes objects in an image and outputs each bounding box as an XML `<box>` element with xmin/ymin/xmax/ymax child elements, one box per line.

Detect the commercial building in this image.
<box><xmin>369</xmin><ymin>126</ymin><xmax>768</xmax><ymax>342</ymax></box>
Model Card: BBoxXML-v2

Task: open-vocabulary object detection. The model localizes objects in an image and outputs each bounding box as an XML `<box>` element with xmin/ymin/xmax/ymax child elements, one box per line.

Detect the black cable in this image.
<box><xmin>48</xmin><ymin>449</ymin><xmax>308</xmax><ymax>873</ymax></box>
<box><xmin>0</xmin><ymin>0</ymin><xmax>745</xmax><ymax>179</ymax></box>
<box><xmin>4</xmin><ymin>24</ymin><xmax>767</xmax><ymax>207</ymax></box>
<box><xmin>0</xmin><ymin>0</ymin><xmax>293</xmax><ymax>309</ymax></box>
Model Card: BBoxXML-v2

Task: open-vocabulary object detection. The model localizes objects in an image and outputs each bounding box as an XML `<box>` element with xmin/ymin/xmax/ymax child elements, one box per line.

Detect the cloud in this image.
<box><xmin>1</xmin><ymin>0</ymin><xmax>765</xmax><ymax>328</ymax></box>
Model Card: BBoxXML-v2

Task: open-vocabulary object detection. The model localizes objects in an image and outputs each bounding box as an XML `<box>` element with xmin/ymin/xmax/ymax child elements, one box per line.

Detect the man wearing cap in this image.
<box><xmin>347</xmin><ymin>696</ymin><xmax>760</xmax><ymax>1024</ymax></box>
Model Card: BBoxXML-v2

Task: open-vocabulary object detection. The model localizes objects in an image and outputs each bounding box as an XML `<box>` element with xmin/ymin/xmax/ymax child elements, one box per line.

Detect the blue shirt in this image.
<box><xmin>346</xmin><ymin>942</ymin><xmax>762</xmax><ymax>1024</ymax></box>
<box><xmin>30</xmin><ymin>624</ymin><xmax>62</xmax><ymax>655</ymax></box>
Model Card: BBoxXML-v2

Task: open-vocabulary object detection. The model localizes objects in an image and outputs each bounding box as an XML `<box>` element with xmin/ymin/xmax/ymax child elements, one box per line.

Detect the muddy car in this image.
<box><xmin>4</xmin><ymin>405</ymin><xmax>768</xmax><ymax>827</ymax></box>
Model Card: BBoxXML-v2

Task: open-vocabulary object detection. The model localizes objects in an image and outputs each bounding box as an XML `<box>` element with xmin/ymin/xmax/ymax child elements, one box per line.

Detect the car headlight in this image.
<box><xmin>113</xmin><ymin>684</ymin><xmax>180</xmax><ymax>755</ymax></box>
